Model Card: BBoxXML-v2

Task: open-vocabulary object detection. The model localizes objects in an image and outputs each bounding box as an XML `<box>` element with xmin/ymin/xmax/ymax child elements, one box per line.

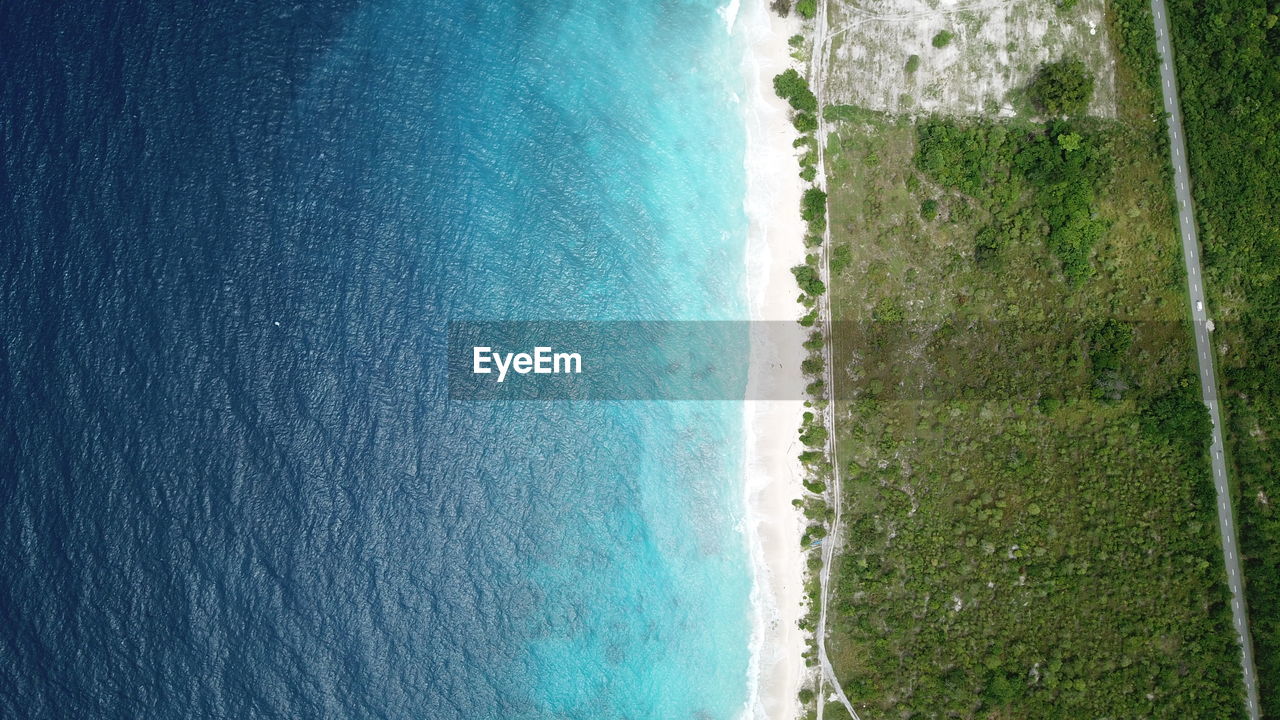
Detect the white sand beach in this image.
<box><xmin>736</xmin><ymin>2</ymin><xmax>810</xmax><ymax>718</ymax></box>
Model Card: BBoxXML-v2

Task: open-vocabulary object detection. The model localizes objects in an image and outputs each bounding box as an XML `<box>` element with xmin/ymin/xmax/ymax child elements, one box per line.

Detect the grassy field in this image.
<box><xmin>813</xmin><ymin>7</ymin><xmax>1245</xmax><ymax>716</ymax></box>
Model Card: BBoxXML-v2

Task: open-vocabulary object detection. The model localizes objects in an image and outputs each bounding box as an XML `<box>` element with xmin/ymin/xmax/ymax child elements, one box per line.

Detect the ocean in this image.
<box><xmin>0</xmin><ymin>1</ymin><xmax>757</xmax><ymax>718</ymax></box>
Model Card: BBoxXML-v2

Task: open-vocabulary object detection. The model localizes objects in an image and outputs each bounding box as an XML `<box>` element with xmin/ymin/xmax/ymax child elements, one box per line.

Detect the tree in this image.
<box><xmin>801</xmin><ymin>187</ymin><xmax>828</xmax><ymax>228</ymax></box>
<box><xmin>792</xmin><ymin>264</ymin><xmax>827</xmax><ymax>296</ymax></box>
<box><xmin>1087</xmin><ymin>318</ymin><xmax>1132</xmax><ymax>372</ymax></box>
<box><xmin>796</xmin><ymin>0</ymin><xmax>817</xmax><ymax>19</ymax></box>
<box><xmin>1028</xmin><ymin>58</ymin><xmax>1095</xmax><ymax>117</ymax></box>
<box><xmin>1141</xmin><ymin>383</ymin><xmax>1211</xmax><ymax>451</ymax></box>
<box><xmin>1037</xmin><ymin>394</ymin><xmax>1061</xmax><ymax>414</ymax></box>
<box><xmin>773</xmin><ymin>69</ymin><xmax>818</xmax><ymax>113</ymax></box>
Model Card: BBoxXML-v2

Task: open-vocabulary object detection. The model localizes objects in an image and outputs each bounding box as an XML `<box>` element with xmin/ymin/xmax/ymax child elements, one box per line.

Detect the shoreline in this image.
<box><xmin>736</xmin><ymin>3</ymin><xmax>809</xmax><ymax>719</ymax></box>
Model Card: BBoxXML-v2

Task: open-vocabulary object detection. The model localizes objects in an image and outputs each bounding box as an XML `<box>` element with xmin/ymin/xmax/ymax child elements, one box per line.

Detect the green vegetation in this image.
<box><xmin>905</xmin><ymin>54</ymin><xmax>920</xmax><ymax>73</ymax></box>
<box><xmin>792</xmin><ymin>264</ymin><xmax>826</xmax><ymax>297</ymax></box>
<box><xmin>915</xmin><ymin>115</ymin><xmax>1108</xmax><ymax>283</ymax></box>
<box><xmin>830</xmin><ymin>245</ymin><xmax>851</xmax><ymax>275</ymax></box>
<box><xmin>1141</xmin><ymin>378</ymin><xmax>1211</xmax><ymax>455</ymax></box>
<box><xmin>801</xmin><ymin>187</ymin><xmax>828</xmax><ymax>233</ymax></box>
<box><xmin>799</xmin><ymin>422</ymin><xmax>827</xmax><ymax>448</ymax></box>
<box><xmin>824</xmin><ymin>105</ymin><xmax>890</xmax><ymax>125</ymax></box>
<box><xmin>1027</xmin><ymin>57</ymin><xmax>1095</xmax><ymax>117</ymax></box>
<box><xmin>814</xmin><ymin>7</ymin><xmax>1243</xmax><ymax>712</ymax></box>
<box><xmin>931</xmin><ymin>30</ymin><xmax>954</xmax><ymax>48</ymax></box>
<box><xmin>777</xmin><ymin>57</ymin><xmax>834</xmax><ymax>677</ymax></box>
<box><xmin>919</xmin><ymin>198</ymin><xmax>938</xmax><ymax>221</ymax></box>
<box><xmin>1161</xmin><ymin>0</ymin><xmax>1280</xmax><ymax>707</ymax></box>
<box><xmin>788</xmin><ymin>33</ymin><xmax>810</xmax><ymax>63</ymax></box>
<box><xmin>796</xmin><ymin>0</ymin><xmax>817</xmax><ymax>20</ymax></box>
<box><xmin>773</xmin><ymin>69</ymin><xmax>818</xmax><ymax>113</ymax></box>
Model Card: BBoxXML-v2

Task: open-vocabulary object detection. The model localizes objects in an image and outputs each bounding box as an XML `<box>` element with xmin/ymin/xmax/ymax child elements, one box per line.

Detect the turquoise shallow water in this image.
<box><xmin>1</xmin><ymin>0</ymin><xmax>755</xmax><ymax>717</ymax></box>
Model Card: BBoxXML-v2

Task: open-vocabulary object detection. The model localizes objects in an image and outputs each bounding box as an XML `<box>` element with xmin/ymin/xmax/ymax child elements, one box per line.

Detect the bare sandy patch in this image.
<box><xmin>823</xmin><ymin>0</ymin><xmax>1115</xmax><ymax>118</ymax></box>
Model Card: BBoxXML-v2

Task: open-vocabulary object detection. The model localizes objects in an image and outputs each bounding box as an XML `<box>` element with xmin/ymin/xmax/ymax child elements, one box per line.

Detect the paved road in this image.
<box><xmin>1149</xmin><ymin>1</ymin><xmax>1261</xmax><ymax>717</ymax></box>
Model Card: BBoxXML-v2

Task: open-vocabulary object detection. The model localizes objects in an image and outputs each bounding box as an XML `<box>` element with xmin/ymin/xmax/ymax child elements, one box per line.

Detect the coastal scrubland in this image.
<box><xmin>822</xmin><ymin>0</ymin><xmax>1118</xmax><ymax>118</ymax></box>
<box><xmin>1159</xmin><ymin>1</ymin><xmax>1280</xmax><ymax>711</ymax></box>
<box><xmin>802</xmin><ymin>0</ymin><xmax>1249</xmax><ymax>716</ymax></box>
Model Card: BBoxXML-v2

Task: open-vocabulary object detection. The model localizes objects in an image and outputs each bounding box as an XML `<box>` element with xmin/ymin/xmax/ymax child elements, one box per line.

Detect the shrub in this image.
<box><xmin>801</xmin><ymin>355</ymin><xmax>825</xmax><ymax>375</ymax></box>
<box><xmin>1057</xmin><ymin>132</ymin><xmax>1083</xmax><ymax>152</ymax></box>
<box><xmin>1141</xmin><ymin>382</ymin><xmax>1211</xmax><ymax>451</ymax></box>
<box><xmin>974</xmin><ymin>225</ymin><xmax>1002</xmax><ymax>268</ymax></box>
<box><xmin>931</xmin><ymin>30</ymin><xmax>954</xmax><ymax>48</ymax></box>
<box><xmin>802</xmin><ymin>479</ymin><xmax>827</xmax><ymax>494</ymax></box>
<box><xmin>788</xmin><ymin>34</ymin><xmax>805</xmax><ymax>48</ymax></box>
<box><xmin>793</xmin><ymin>111</ymin><xmax>818</xmax><ymax>133</ymax></box>
<box><xmin>792</xmin><ymin>264</ymin><xmax>827</xmax><ymax>296</ymax></box>
<box><xmin>830</xmin><ymin>245</ymin><xmax>852</xmax><ymax>275</ymax></box>
<box><xmin>770</xmin><ymin>0</ymin><xmax>792</xmax><ymax>17</ymax></box>
<box><xmin>798</xmin><ymin>450</ymin><xmax>825</xmax><ymax>464</ymax></box>
<box><xmin>773</xmin><ymin>69</ymin><xmax>818</xmax><ymax>113</ymax></box>
<box><xmin>873</xmin><ymin>297</ymin><xmax>905</xmax><ymax>323</ymax></box>
<box><xmin>1027</xmin><ymin>58</ymin><xmax>1095</xmax><ymax>117</ymax></box>
<box><xmin>920</xmin><ymin>198</ymin><xmax>939</xmax><ymax>221</ymax></box>
<box><xmin>800</xmin><ymin>166</ymin><xmax>817</xmax><ymax>182</ymax></box>
<box><xmin>915</xmin><ymin>120</ymin><xmax>1012</xmax><ymax>196</ymax></box>
<box><xmin>801</xmin><ymin>187</ymin><xmax>828</xmax><ymax>230</ymax></box>
<box><xmin>1087</xmin><ymin>318</ymin><xmax>1132</xmax><ymax>372</ymax></box>
<box><xmin>796</xmin><ymin>0</ymin><xmax>817</xmax><ymax>19</ymax></box>
<box><xmin>905</xmin><ymin>54</ymin><xmax>920</xmax><ymax>73</ymax></box>
<box><xmin>799</xmin><ymin>424</ymin><xmax>828</xmax><ymax>447</ymax></box>
<box><xmin>1037</xmin><ymin>394</ymin><xmax>1061</xmax><ymax>414</ymax></box>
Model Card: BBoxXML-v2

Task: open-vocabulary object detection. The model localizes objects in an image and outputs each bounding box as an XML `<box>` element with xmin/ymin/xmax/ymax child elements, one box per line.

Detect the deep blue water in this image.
<box><xmin>0</xmin><ymin>1</ymin><xmax>753</xmax><ymax>718</ymax></box>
